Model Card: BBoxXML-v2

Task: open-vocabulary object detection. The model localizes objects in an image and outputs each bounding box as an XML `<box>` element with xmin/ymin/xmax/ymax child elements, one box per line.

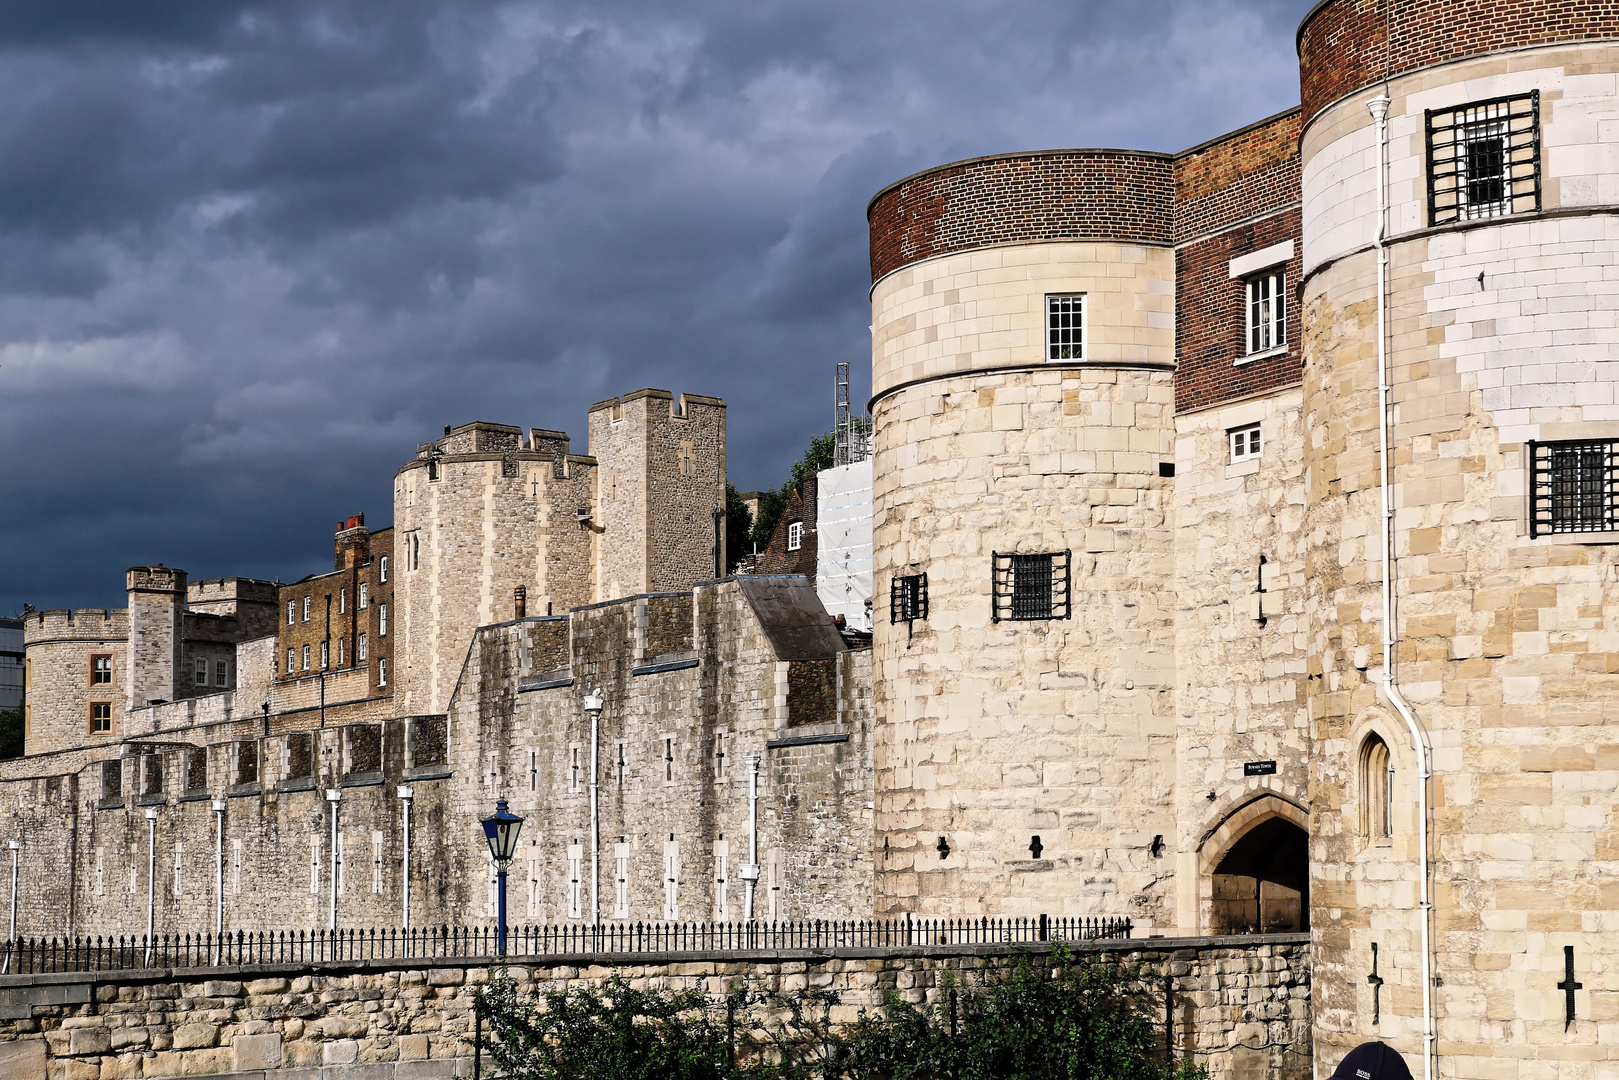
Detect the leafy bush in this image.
<box><xmin>471</xmin><ymin>944</ymin><xmax>1201</xmax><ymax>1080</ymax></box>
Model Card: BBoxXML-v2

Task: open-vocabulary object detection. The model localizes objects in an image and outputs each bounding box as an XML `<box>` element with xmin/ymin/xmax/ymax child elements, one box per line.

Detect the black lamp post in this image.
<box><xmin>481</xmin><ymin>799</ymin><xmax>524</xmax><ymax>956</ymax></box>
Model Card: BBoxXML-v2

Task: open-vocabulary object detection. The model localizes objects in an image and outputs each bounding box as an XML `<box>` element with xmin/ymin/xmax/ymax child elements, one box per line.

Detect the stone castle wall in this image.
<box><xmin>0</xmin><ymin>935</ymin><xmax>1310</xmax><ymax>1080</ymax></box>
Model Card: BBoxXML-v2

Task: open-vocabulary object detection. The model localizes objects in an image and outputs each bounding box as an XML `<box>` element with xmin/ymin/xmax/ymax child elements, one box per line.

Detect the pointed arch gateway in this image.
<box><xmin>1198</xmin><ymin>794</ymin><xmax>1309</xmax><ymax>934</ymax></box>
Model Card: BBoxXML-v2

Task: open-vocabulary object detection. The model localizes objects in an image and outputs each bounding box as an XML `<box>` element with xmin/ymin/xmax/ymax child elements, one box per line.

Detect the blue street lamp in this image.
<box><xmin>481</xmin><ymin>799</ymin><xmax>524</xmax><ymax>956</ymax></box>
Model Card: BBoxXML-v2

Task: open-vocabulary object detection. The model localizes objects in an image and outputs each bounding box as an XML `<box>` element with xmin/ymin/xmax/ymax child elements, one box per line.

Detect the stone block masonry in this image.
<box><xmin>0</xmin><ymin>935</ymin><xmax>1309</xmax><ymax>1080</ymax></box>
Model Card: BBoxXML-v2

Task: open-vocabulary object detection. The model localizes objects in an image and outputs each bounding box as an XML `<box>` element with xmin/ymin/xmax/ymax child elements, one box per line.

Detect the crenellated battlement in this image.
<box><xmin>24</xmin><ymin>608</ymin><xmax>130</xmax><ymax>642</ymax></box>
<box><xmin>186</xmin><ymin>577</ymin><xmax>277</xmax><ymax>607</ymax></box>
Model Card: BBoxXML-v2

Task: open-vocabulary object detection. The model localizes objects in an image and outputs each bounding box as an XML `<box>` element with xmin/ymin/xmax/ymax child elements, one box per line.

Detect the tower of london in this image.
<box><xmin>10</xmin><ymin>2</ymin><xmax>1619</xmax><ymax>1076</ymax></box>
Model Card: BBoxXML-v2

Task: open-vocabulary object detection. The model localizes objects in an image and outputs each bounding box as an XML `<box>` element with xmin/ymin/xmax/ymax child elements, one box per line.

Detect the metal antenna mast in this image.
<box><xmin>835</xmin><ymin>362</ymin><xmax>852</xmax><ymax>466</ymax></box>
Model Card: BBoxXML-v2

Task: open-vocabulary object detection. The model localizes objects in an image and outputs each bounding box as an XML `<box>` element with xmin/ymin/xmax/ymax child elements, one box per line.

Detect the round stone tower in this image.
<box><xmin>1297</xmin><ymin>1</ymin><xmax>1619</xmax><ymax>1069</ymax></box>
<box><xmin>866</xmin><ymin>151</ymin><xmax>1181</xmax><ymax>924</ymax></box>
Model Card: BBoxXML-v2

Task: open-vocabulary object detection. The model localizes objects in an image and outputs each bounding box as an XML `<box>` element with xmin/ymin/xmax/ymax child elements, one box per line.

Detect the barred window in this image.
<box><xmin>1246</xmin><ymin>271</ymin><xmax>1285</xmax><ymax>354</ymax></box>
<box><xmin>1528</xmin><ymin>439</ymin><xmax>1618</xmax><ymax>537</ymax></box>
<box><xmin>1046</xmin><ymin>294</ymin><xmax>1084</xmax><ymax>361</ymax></box>
<box><xmin>1426</xmin><ymin>92</ymin><xmax>1539</xmax><ymax>226</ymax></box>
<box><xmin>992</xmin><ymin>551</ymin><xmax>1071</xmax><ymax>622</ymax></box>
<box><xmin>891</xmin><ymin>573</ymin><xmax>928</xmax><ymax>623</ymax></box>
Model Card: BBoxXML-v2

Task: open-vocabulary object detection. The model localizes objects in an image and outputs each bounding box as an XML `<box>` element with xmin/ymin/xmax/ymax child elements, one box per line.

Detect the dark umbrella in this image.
<box><xmin>1329</xmin><ymin>1042</ymin><xmax>1414</xmax><ymax>1080</ymax></box>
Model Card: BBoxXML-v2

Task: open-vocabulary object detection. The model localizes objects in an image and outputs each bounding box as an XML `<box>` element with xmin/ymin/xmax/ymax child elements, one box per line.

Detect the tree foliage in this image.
<box><xmin>0</xmin><ymin>704</ymin><xmax>21</xmax><ymax>760</ymax></box>
<box><xmin>748</xmin><ymin>431</ymin><xmax>837</xmax><ymax>549</ymax></box>
<box><xmin>470</xmin><ymin>944</ymin><xmax>1201</xmax><ymax>1080</ymax></box>
<box><xmin>725</xmin><ymin>483</ymin><xmax>754</xmax><ymax>574</ymax></box>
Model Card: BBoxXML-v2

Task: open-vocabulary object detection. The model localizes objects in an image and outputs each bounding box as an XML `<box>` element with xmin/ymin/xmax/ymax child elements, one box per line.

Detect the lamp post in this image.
<box><xmin>143</xmin><ymin>807</ymin><xmax>159</xmax><ymax>967</ymax></box>
<box><xmin>583</xmin><ymin>688</ymin><xmax>603</xmax><ymax>934</ymax></box>
<box><xmin>481</xmin><ymin>799</ymin><xmax>523</xmax><ymax>956</ymax></box>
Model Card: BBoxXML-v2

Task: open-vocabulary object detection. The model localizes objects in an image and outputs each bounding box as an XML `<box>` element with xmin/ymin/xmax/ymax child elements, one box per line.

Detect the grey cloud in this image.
<box><xmin>0</xmin><ymin>0</ymin><xmax>1316</xmax><ymax>612</ymax></box>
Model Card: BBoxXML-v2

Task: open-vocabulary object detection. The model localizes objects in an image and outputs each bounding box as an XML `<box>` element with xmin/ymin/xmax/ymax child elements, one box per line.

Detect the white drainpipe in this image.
<box><xmin>144</xmin><ymin>807</ymin><xmax>159</xmax><ymax>966</ymax></box>
<box><xmin>212</xmin><ymin>799</ymin><xmax>226</xmax><ymax>963</ymax></box>
<box><xmin>1368</xmin><ymin>93</ymin><xmax>1437</xmax><ymax>1080</ymax></box>
<box><xmin>398</xmin><ymin>786</ymin><xmax>414</xmax><ymax>933</ymax></box>
<box><xmin>326</xmin><ymin>788</ymin><xmax>342</xmax><ymax>931</ymax></box>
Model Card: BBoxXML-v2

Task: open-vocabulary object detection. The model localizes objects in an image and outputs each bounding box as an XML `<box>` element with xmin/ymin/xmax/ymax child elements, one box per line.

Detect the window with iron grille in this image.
<box><xmin>1528</xmin><ymin>439</ymin><xmax>1619</xmax><ymax>537</ymax></box>
<box><xmin>991</xmin><ymin>551</ymin><xmax>1071</xmax><ymax>622</ymax></box>
<box><xmin>1426</xmin><ymin>92</ymin><xmax>1539</xmax><ymax>226</ymax></box>
<box><xmin>891</xmin><ymin>573</ymin><xmax>928</xmax><ymax>624</ymax></box>
<box><xmin>1046</xmin><ymin>294</ymin><xmax>1085</xmax><ymax>361</ymax></box>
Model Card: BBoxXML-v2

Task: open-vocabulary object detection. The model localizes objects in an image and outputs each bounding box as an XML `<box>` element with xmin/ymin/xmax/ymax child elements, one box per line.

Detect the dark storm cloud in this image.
<box><xmin>0</xmin><ymin>0</ymin><xmax>1316</xmax><ymax>611</ymax></box>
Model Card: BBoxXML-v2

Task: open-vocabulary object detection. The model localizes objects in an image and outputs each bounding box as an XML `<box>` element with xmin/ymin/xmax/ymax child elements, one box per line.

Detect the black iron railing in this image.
<box><xmin>0</xmin><ymin>914</ymin><xmax>1130</xmax><ymax>974</ymax></box>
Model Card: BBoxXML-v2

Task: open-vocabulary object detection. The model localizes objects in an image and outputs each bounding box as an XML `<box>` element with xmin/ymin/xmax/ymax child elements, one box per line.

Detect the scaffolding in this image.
<box><xmin>833</xmin><ymin>362</ymin><xmax>871</xmax><ymax>466</ymax></box>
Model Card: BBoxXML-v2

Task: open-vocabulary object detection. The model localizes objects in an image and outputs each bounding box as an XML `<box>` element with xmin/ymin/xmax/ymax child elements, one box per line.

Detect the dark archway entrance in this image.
<box><xmin>1210</xmin><ymin>816</ymin><xmax>1309</xmax><ymax>933</ymax></box>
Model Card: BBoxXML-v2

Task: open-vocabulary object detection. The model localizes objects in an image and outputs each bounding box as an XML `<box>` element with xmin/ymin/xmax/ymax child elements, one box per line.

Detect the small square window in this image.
<box><xmin>1230</xmin><ymin>424</ymin><xmax>1262</xmax><ymax>464</ymax></box>
<box><xmin>215</xmin><ymin>659</ymin><xmax>228</xmax><ymax>688</ymax></box>
<box><xmin>91</xmin><ymin>655</ymin><xmax>112</xmax><ymax>685</ymax></box>
<box><xmin>1426</xmin><ymin>92</ymin><xmax>1540</xmax><ymax>226</ymax></box>
<box><xmin>891</xmin><ymin>573</ymin><xmax>928</xmax><ymax>623</ymax></box>
<box><xmin>1245</xmin><ymin>271</ymin><xmax>1285</xmax><ymax>355</ymax></box>
<box><xmin>991</xmin><ymin>551</ymin><xmax>1071</xmax><ymax>622</ymax></box>
<box><xmin>90</xmin><ymin>703</ymin><xmax>112</xmax><ymax>734</ymax></box>
<box><xmin>1046</xmin><ymin>294</ymin><xmax>1084</xmax><ymax>361</ymax></box>
<box><xmin>786</xmin><ymin>521</ymin><xmax>803</xmax><ymax>552</ymax></box>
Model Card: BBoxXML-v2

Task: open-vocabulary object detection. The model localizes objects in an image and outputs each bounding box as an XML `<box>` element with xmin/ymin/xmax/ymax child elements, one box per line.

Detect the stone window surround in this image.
<box><xmin>89</xmin><ymin>654</ymin><xmax>112</xmax><ymax>686</ymax></box>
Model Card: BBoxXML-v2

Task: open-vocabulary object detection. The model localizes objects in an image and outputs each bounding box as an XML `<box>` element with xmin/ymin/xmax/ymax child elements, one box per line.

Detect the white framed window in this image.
<box><xmin>1046</xmin><ymin>293</ymin><xmax>1085</xmax><ymax>361</ymax></box>
<box><xmin>614</xmin><ymin>843</ymin><xmax>630</xmax><ymax>919</ymax></box>
<box><xmin>302</xmin><ymin>596</ymin><xmax>311</xmax><ymax>622</ymax></box>
<box><xmin>336</xmin><ymin>638</ymin><xmax>344</xmax><ymax>667</ymax></box>
<box><xmin>787</xmin><ymin>521</ymin><xmax>803</xmax><ymax>552</ymax></box>
<box><xmin>359</xmin><ymin>583</ymin><xmax>369</xmax><ymax>610</ymax></box>
<box><xmin>301</xmin><ymin>645</ymin><xmax>311</xmax><ymax>671</ymax></box>
<box><xmin>215</xmin><ymin>659</ymin><xmax>228</xmax><ymax>687</ymax></box>
<box><xmin>567</xmin><ymin>844</ymin><xmax>583</xmax><ymax>920</ymax></box>
<box><xmin>379</xmin><ymin>604</ymin><xmax>388</xmax><ymax>636</ymax></box>
<box><xmin>195</xmin><ymin>658</ymin><xmax>208</xmax><ymax>686</ymax></box>
<box><xmin>287</xmin><ymin>601</ymin><xmax>296</xmax><ymax>626</ymax></box>
<box><xmin>339</xmin><ymin>588</ymin><xmax>346</xmax><ymax>614</ymax></box>
<box><xmin>320</xmin><ymin>641</ymin><xmax>329</xmax><ymax>669</ymax></box>
<box><xmin>662</xmin><ymin>839</ymin><xmax>679</xmax><ymax>921</ymax></box>
<box><xmin>358</xmin><ymin>633</ymin><xmax>368</xmax><ymax>661</ymax></box>
<box><xmin>378</xmin><ymin>658</ymin><xmax>387</xmax><ymax>687</ymax></box>
<box><xmin>379</xmin><ymin>556</ymin><xmax>388</xmax><ymax>583</ymax></box>
<box><xmin>1246</xmin><ymin>271</ymin><xmax>1285</xmax><ymax>355</ymax></box>
<box><xmin>1229</xmin><ymin>424</ymin><xmax>1262</xmax><ymax>464</ymax></box>
<box><xmin>286</xmin><ymin>648</ymin><xmax>295</xmax><ymax>674</ymax></box>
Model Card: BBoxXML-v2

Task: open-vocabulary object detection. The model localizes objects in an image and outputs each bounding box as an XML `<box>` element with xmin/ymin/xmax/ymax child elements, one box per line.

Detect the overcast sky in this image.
<box><xmin>0</xmin><ymin>0</ymin><xmax>1314</xmax><ymax>612</ymax></box>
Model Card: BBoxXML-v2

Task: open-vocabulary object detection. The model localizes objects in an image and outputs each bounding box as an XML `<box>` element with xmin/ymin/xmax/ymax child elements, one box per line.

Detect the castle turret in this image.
<box><xmin>866</xmin><ymin>151</ymin><xmax>1179</xmax><ymax>922</ymax></box>
<box><xmin>126</xmin><ymin>565</ymin><xmax>186</xmax><ymax>711</ymax></box>
<box><xmin>1296</xmin><ymin>1</ymin><xmax>1619</xmax><ymax>1071</ymax></box>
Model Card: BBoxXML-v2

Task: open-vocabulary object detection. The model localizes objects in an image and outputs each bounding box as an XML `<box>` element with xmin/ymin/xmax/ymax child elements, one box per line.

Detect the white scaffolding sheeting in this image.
<box><xmin>815</xmin><ymin>460</ymin><xmax>872</xmax><ymax>632</ymax></box>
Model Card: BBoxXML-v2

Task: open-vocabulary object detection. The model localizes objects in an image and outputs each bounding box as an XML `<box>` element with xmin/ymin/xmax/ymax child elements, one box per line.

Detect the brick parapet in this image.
<box><xmin>1173</xmin><ymin>109</ymin><xmax>1301</xmax><ymax>246</ymax></box>
<box><xmin>867</xmin><ymin>150</ymin><xmax>1174</xmax><ymax>284</ymax></box>
<box><xmin>1297</xmin><ymin>0</ymin><xmax>1619</xmax><ymax>128</ymax></box>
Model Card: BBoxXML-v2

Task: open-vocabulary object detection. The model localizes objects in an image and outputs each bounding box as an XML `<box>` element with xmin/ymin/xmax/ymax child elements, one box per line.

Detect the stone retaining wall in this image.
<box><xmin>0</xmin><ymin>934</ymin><xmax>1307</xmax><ymax>1080</ymax></box>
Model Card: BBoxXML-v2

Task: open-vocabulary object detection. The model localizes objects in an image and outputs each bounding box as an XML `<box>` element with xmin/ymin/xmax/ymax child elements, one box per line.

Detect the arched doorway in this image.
<box><xmin>1200</xmin><ymin>795</ymin><xmax>1310</xmax><ymax>934</ymax></box>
